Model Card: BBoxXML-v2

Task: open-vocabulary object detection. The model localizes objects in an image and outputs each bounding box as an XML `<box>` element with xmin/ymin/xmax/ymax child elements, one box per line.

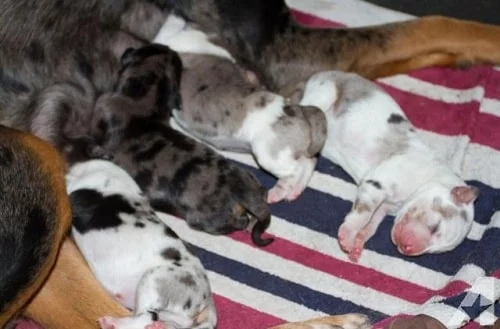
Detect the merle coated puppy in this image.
<box><xmin>92</xmin><ymin>44</ymin><xmax>273</xmax><ymax>246</ymax></box>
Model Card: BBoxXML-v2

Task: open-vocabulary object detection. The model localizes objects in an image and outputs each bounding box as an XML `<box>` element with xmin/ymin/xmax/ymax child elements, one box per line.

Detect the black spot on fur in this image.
<box><xmin>133</xmin><ymin>140</ymin><xmax>167</xmax><ymax>162</ymax></box>
<box><xmin>366</xmin><ymin>179</ymin><xmax>382</xmax><ymax>189</ymax></box>
<box><xmin>27</xmin><ymin>41</ymin><xmax>45</xmax><ymax>62</ymax></box>
<box><xmin>75</xmin><ymin>52</ymin><xmax>94</xmax><ymax>79</ymax></box>
<box><xmin>162</xmin><ymin>247</ymin><xmax>181</xmax><ymax>261</ymax></box>
<box><xmin>197</xmin><ymin>84</ymin><xmax>208</xmax><ymax>93</ymax></box>
<box><xmin>164</xmin><ymin>225</ymin><xmax>179</xmax><ymax>238</ymax></box>
<box><xmin>387</xmin><ymin>113</ymin><xmax>406</xmax><ymax>124</ymax></box>
<box><xmin>0</xmin><ymin>146</ymin><xmax>14</xmax><ymax>166</ymax></box>
<box><xmin>134</xmin><ymin>170</ymin><xmax>153</xmax><ymax>188</ymax></box>
<box><xmin>224</xmin><ymin>110</ymin><xmax>231</xmax><ymax>117</ymax></box>
<box><xmin>0</xmin><ymin>206</ymin><xmax>51</xmax><ymax>313</ymax></box>
<box><xmin>283</xmin><ymin>106</ymin><xmax>296</xmax><ymax>117</ymax></box>
<box><xmin>120</xmin><ymin>72</ymin><xmax>157</xmax><ymax>99</ymax></box>
<box><xmin>179</xmin><ymin>274</ymin><xmax>197</xmax><ymax>287</ymax></box>
<box><xmin>173</xmin><ymin>261</ymin><xmax>182</xmax><ymax>267</ymax></box>
<box><xmin>135</xmin><ymin>222</ymin><xmax>146</xmax><ymax>228</ymax></box>
<box><xmin>70</xmin><ymin>189</ymin><xmax>135</xmax><ymax>233</ymax></box>
<box><xmin>149</xmin><ymin>311</ymin><xmax>159</xmax><ymax>321</ymax></box>
<box><xmin>183</xmin><ymin>298</ymin><xmax>192</xmax><ymax>310</ymax></box>
<box><xmin>0</xmin><ymin>69</ymin><xmax>30</xmax><ymax>94</ymax></box>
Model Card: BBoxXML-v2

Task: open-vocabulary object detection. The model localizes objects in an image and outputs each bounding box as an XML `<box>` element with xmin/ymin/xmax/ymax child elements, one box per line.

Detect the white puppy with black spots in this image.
<box><xmin>66</xmin><ymin>159</ymin><xmax>217</xmax><ymax>329</ymax></box>
<box><xmin>299</xmin><ymin>71</ymin><xmax>479</xmax><ymax>262</ymax></box>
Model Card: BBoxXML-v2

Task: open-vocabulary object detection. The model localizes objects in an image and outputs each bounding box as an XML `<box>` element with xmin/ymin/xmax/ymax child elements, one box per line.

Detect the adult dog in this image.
<box><xmin>1</xmin><ymin>0</ymin><xmax>500</xmax><ymax>328</ymax></box>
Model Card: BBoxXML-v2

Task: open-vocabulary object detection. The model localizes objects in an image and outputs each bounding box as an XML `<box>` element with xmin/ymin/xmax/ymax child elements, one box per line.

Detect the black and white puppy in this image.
<box><xmin>154</xmin><ymin>14</ymin><xmax>328</xmax><ymax>204</ymax></box>
<box><xmin>67</xmin><ymin>159</ymin><xmax>217</xmax><ymax>329</ymax></box>
<box><xmin>91</xmin><ymin>44</ymin><xmax>274</xmax><ymax>246</ymax></box>
<box><xmin>299</xmin><ymin>71</ymin><xmax>479</xmax><ymax>262</ymax></box>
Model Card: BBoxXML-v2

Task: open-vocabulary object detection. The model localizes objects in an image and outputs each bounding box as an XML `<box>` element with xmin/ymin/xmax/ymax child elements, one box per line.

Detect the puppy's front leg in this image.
<box><xmin>258</xmin><ymin>147</ymin><xmax>316</xmax><ymax>203</ymax></box>
<box><xmin>338</xmin><ymin>179</ymin><xmax>390</xmax><ymax>262</ymax></box>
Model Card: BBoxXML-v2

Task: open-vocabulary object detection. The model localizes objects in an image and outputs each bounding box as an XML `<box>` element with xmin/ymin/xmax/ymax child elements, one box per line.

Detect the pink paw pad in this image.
<box><xmin>338</xmin><ymin>225</ymin><xmax>354</xmax><ymax>253</ymax></box>
<box><xmin>98</xmin><ymin>316</ymin><xmax>116</xmax><ymax>329</ymax></box>
<box><xmin>146</xmin><ymin>321</ymin><xmax>167</xmax><ymax>329</ymax></box>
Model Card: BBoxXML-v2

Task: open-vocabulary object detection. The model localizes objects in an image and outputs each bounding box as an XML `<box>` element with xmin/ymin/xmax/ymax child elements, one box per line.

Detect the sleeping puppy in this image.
<box><xmin>154</xmin><ymin>14</ymin><xmax>328</xmax><ymax>204</ymax></box>
<box><xmin>299</xmin><ymin>71</ymin><xmax>479</xmax><ymax>262</ymax></box>
<box><xmin>66</xmin><ymin>159</ymin><xmax>217</xmax><ymax>329</ymax></box>
<box><xmin>91</xmin><ymin>44</ymin><xmax>273</xmax><ymax>246</ymax></box>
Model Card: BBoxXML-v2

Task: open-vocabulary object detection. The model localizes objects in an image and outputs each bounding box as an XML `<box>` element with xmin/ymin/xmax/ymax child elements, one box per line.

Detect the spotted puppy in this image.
<box><xmin>67</xmin><ymin>159</ymin><xmax>217</xmax><ymax>329</ymax></box>
<box><xmin>92</xmin><ymin>44</ymin><xmax>273</xmax><ymax>246</ymax></box>
<box><xmin>299</xmin><ymin>71</ymin><xmax>479</xmax><ymax>262</ymax></box>
<box><xmin>154</xmin><ymin>14</ymin><xmax>327</xmax><ymax>204</ymax></box>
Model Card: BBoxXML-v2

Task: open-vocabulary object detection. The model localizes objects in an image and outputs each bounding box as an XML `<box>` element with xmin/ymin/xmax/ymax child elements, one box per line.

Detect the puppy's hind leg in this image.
<box><xmin>256</xmin><ymin>142</ymin><xmax>316</xmax><ymax>203</ymax></box>
<box><xmin>338</xmin><ymin>179</ymin><xmax>390</xmax><ymax>262</ymax></box>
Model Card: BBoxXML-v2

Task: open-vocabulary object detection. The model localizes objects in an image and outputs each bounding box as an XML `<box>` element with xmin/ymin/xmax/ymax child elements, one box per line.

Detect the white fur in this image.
<box><xmin>300</xmin><ymin>71</ymin><xmax>477</xmax><ymax>261</ymax></box>
<box><xmin>67</xmin><ymin>160</ymin><xmax>217</xmax><ymax>329</ymax></box>
<box><xmin>153</xmin><ymin>14</ymin><xmax>234</xmax><ymax>61</ymax></box>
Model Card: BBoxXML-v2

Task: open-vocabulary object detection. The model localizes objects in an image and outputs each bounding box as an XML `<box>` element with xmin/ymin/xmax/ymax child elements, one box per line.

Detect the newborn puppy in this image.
<box><xmin>67</xmin><ymin>159</ymin><xmax>217</xmax><ymax>329</ymax></box>
<box><xmin>92</xmin><ymin>44</ymin><xmax>273</xmax><ymax>246</ymax></box>
<box><xmin>299</xmin><ymin>71</ymin><xmax>479</xmax><ymax>262</ymax></box>
<box><xmin>154</xmin><ymin>14</ymin><xmax>327</xmax><ymax>204</ymax></box>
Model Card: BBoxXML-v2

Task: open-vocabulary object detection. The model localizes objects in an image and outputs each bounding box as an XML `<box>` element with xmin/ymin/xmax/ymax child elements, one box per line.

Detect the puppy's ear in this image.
<box><xmin>451</xmin><ymin>185</ymin><xmax>480</xmax><ymax>205</ymax></box>
<box><xmin>120</xmin><ymin>47</ymin><xmax>136</xmax><ymax>67</ymax></box>
<box><xmin>302</xmin><ymin>106</ymin><xmax>328</xmax><ymax>156</ymax></box>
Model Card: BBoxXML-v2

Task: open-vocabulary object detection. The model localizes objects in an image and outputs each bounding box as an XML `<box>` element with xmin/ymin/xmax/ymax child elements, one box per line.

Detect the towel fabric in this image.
<box><xmin>15</xmin><ymin>1</ymin><xmax>500</xmax><ymax>329</ymax></box>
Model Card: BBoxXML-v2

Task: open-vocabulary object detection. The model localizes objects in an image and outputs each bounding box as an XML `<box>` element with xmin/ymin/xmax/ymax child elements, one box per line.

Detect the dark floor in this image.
<box><xmin>363</xmin><ymin>0</ymin><xmax>500</xmax><ymax>24</ymax></box>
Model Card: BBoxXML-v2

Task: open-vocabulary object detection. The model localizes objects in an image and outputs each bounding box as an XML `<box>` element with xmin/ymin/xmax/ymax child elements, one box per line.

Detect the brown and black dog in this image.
<box><xmin>0</xmin><ymin>126</ymin><xmax>71</xmax><ymax>327</ymax></box>
<box><xmin>1</xmin><ymin>0</ymin><xmax>500</xmax><ymax>329</ymax></box>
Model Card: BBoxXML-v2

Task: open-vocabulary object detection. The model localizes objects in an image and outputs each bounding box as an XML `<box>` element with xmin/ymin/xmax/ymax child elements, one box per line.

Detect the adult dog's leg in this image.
<box><xmin>24</xmin><ymin>238</ymin><xmax>130</xmax><ymax>329</ymax></box>
<box><xmin>261</xmin><ymin>16</ymin><xmax>500</xmax><ymax>92</ymax></box>
<box><xmin>268</xmin><ymin>313</ymin><xmax>371</xmax><ymax>329</ymax></box>
<box><xmin>0</xmin><ymin>127</ymin><xmax>71</xmax><ymax>327</ymax></box>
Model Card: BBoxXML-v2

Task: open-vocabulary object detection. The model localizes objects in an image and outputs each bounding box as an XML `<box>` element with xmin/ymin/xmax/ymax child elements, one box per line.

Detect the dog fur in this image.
<box><xmin>91</xmin><ymin>44</ymin><xmax>274</xmax><ymax>246</ymax></box>
<box><xmin>0</xmin><ymin>126</ymin><xmax>71</xmax><ymax>327</ymax></box>
<box><xmin>299</xmin><ymin>71</ymin><xmax>479</xmax><ymax>262</ymax></box>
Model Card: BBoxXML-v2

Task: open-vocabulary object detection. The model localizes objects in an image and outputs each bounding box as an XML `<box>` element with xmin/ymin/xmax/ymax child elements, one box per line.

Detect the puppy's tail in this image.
<box><xmin>302</xmin><ymin>106</ymin><xmax>328</xmax><ymax>156</ymax></box>
<box><xmin>251</xmin><ymin>214</ymin><xmax>274</xmax><ymax>247</ymax></box>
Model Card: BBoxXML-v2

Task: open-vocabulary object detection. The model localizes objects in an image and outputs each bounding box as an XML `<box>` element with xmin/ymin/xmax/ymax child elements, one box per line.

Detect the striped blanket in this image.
<box><xmin>163</xmin><ymin>1</ymin><xmax>500</xmax><ymax>329</ymax></box>
<box><xmin>15</xmin><ymin>1</ymin><xmax>500</xmax><ymax>329</ymax></box>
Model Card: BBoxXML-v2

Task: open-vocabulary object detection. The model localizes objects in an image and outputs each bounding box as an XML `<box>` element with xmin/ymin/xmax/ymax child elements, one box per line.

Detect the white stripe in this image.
<box><xmin>159</xmin><ymin>213</ymin><xmax>419</xmax><ymax>315</ymax></box>
<box><xmin>378</xmin><ymin>75</ymin><xmax>485</xmax><ymax>104</ymax></box>
<box><xmin>208</xmin><ymin>271</ymin><xmax>327</xmax><ymax>322</ymax></box>
<box><xmin>264</xmin><ymin>214</ymin><xmax>454</xmax><ymax>291</ymax></box>
<box><xmin>463</xmin><ymin>143</ymin><xmax>500</xmax><ymax>188</ymax></box>
<box><xmin>481</xmin><ymin>98</ymin><xmax>500</xmax><ymax>117</ymax></box>
<box><xmin>285</xmin><ymin>0</ymin><xmax>413</xmax><ymax>27</ymax></box>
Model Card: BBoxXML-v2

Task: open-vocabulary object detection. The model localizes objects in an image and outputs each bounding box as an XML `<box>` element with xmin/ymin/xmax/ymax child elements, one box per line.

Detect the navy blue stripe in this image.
<box><xmin>189</xmin><ymin>244</ymin><xmax>386</xmax><ymax>323</ymax></box>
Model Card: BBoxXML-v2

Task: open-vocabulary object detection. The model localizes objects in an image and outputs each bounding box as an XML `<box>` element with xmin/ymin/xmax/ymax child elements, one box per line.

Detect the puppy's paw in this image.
<box><xmin>340</xmin><ymin>314</ymin><xmax>371</xmax><ymax>329</ymax></box>
<box><xmin>338</xmin><ymin>223</ymin><xmax>358</xmax><ymax>254</ymax></box>
<box><xmin>145</xmin><ymin>321</ymin><xmax>168</xmax><ymax>329</ymax></box>
<box><xmin>267</xmin><ymin>184</ymin><xmax>289</xmax><ymax>203</ymax></box>
<box><xmin>98</xmin><ymin>316</ymin><xmax>116</xmax><ymax>329</ymax></box>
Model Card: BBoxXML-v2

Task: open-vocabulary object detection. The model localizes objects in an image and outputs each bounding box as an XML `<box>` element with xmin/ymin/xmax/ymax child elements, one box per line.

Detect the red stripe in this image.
<box><xmin>227</xmin><ymin>232</ymin><xmax>470</xmax><ymax>304</ymax></box>
<box><xmin>379</xmin><ymin>83</ymin><xmax>480</xmax><ymax>136</ymax></box>
<box><xmin>214</xmin><ymin>294</ymin><xmax>284</xmax><ymax>329</ymax></box>
<box><xmin>470</xmin><ymin>113</ymin><xmax>500</xmax><ymax>150</ymax></box>
<box><xmin>405</xmin><ymin>66</ymin><xmax>494</xmax><ymax>91</ymax></box>
<box><xmin>484</xmin><ymin>69</ymin><xmax>500</xmax><ymax>99</ymax></box>
<box><xmin>291</xmin><ymin>10</ymin><xmax>345</xmax><ymax>28</ymax></box>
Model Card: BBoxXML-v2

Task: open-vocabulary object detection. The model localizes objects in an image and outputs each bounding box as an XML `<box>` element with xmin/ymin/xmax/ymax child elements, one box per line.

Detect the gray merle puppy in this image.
<box><xmin>91</xmin><ymin>44</ymin><xmax>273</xmax><ymax>246</ymax></box>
